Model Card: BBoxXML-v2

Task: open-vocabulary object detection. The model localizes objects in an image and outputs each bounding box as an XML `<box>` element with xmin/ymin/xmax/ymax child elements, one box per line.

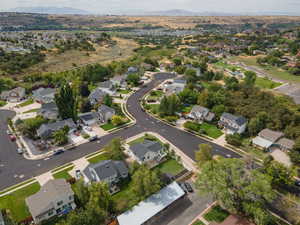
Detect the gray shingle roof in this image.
<box><xmin>98</xmin><ymin>104</ymin><xmax>115</xmax><ymax>115</ymax></box>
<box><xmin>221</xmin><ymin>112</ymin><xmax>247</xmax><ymax>126</ymax></box>
<box><xmin>99</xmin><ymin>80</ymin><xmax>114</xmax><ymax>89</ymax></box>
<box><xmin>78</xmin><ymin>112</ymin><xmax>98</xmax><ymax>122</ymax></box>
<box><xmin>25</xmin><ymin>179</ymin><xmax>74</xmax><ymax>219</ymax></box>
<box><xmin>190</xmin><ymin>105</ymin><xmax>209</xmax><ymax>115</ymax></box>
<box><xmin>130</xmin><ymin>140</ymin><xmax>163</xmax><ymax>161</ymax></box>
<box><xmin>40</xmin><ymin>102</ymin><xmax>57</xmax><ymax>111</ymax></box>
<box><xmin>89</xmin><ymin>88</ymin><xmax>107</xmax><ymax>101</ymax></box>
<box><xmin>37</xmin><ymin>118</ymin><xmax>76</xmax><ymax>138</ymax></box>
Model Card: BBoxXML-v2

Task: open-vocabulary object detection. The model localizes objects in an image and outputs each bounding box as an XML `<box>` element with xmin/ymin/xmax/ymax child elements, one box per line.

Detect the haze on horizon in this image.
<box><xmin>2</xmin><ymin>0</ymin><xmax>300</xmax><ymax>15</ymax></box>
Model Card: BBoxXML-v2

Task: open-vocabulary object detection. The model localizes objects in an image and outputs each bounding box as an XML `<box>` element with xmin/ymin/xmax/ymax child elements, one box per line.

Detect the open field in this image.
<box><xmin>24</xmin><ymin>37</ymin><xmax>139</xmax><ymax>74</ymax></box>
<box><xmin>230</xmin><ymin>56</ymin><xmax>300</xmax><ymax>83</ymax></box>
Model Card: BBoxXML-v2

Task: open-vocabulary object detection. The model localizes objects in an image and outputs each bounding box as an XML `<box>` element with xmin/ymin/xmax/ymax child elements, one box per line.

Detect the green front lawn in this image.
<box><xmin>17</xmin><ymin>98</ymin><xmax>34</xmax><ymax>108</ymax></box>
<box><xmin>200</xmin><ymin>123</ymin><xmax>223</xmax><ymax>139</ymax></box>
<box><xmin>87</xmin><ymin>152</ymin><xmax>110</xmax><ymax>164</ymax></box>
<box><xmin>191</xmin><ymin>220</ymin><xmax>205</xmax><ymax>225</ymax></box>
<box><xmin>118</xmin><ymin>89</ymin><xmax>131</xmax><ymax>94</ymax></box>
<box><xmin>203</xmin><ymin>205</ymin><xmax>229</xmax><ymax>223</ymax></box>
<box><xmin>154</xmin><ymin>159</ymin><xmax>184</xmax><ymax>176</ymax></box>
<box><xmin>100</xmin><ymin>123</ymin><xmax>117</xmax><ymax>131</ymax></box>
<box><xmin>128</xmin><ymin>134</ymin><xmax>159</xmax><ymax>146</ymax></box>
<box><xmin>0</xmin><ymin>100</ymin><xmax>7</xmax><ymax>107</ymax></box>
<box><xmin>181</xmin><ymin>105</ymin><xmax>193</xmax><ymax>114</ymax></box>
<box><xmin>255</xmin><ymin>77</ymin><xmax>282</xmax><ymax>89</ymax></box>
<box><xmin>52</xmin><ymin>166</ymin><xmax>74</xmax><ymax>180</ymax></box>
<box><xmin>0</xmin><ymin>182</ymin><xmax>41</xmax><ymax>222</ymax></box>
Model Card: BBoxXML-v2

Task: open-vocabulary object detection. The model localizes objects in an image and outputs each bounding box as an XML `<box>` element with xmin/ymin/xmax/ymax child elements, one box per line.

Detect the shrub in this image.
<box><xmin>225</xmin><ymin>134</ymin><xmax>243</xmax><ymax>147</ymax></box>
<box><xmin>203</xmin><ymin>205</ymin><xmax>229</xmax><ymax>222</ymax></box>
<box><xmin>164</xmin><ymin>116</ymin><xmax>178</xmax><ymax>123</ymax></box>
<box><xmin>183</xmin><ymin>121</ymin><xmax>201</xmax><ymax>132</ymax></box>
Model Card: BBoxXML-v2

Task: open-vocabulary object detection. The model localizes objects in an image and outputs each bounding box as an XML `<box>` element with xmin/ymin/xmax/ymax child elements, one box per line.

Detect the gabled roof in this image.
<box><xmin>98</xmin><ymin>104</ymin><xmax>115</xmax><ymax>115</ymax></box>
<box><xmin>26</xmin><ymin>179</ymin><xmax>74</xmax><ymax>219</ymax></box>
<box><xmin>130</xmin><ymin>140</ymin><xmax>163</xmax><ymax>161</ymax></box>
<box><xmin>99</xmin><ymin>80</ymin><xmax>114</xmax><ymax>89</ymax></box>
<box><xmin>276</xmin><ymin>138</ymin><xmax>295</xmax><ymax>150</ymax></box>
<box><xmin>37</xmin><ymin>118</ymin><xmax>76</xmax><ymax>138</ymax></box>
<box><xmin>117</xmin><ymin>182</ymin><xmax>185</xmax><ymax>225</ymax></box>
<box><xmin>190</xmin><ymin>105</ymin><xmax>209</xmax><ymax>115</ymax></box>
<box><xmin>84</xmin><ymin>160</ymin><xmax>128</xmax><ymax>182</ymax></box>
<box><xmin>89</xmin><ymin>88</ymin><xmax>107</xmax><ymax>100</ymax></box>
<box><xmin>33</xmin><ymin>87</ymin><xmax>55</xmax><ymax>97</ymax></box>
<box><xmin>78</xmin><ymin>112</ymin><xmax>98</xmax><ymax>122</ymax></box>
<box><xmin>221</xmin><ymin>112</ymin><xmax>247</xmax><ymax>126</ymax></box>
<box><xmin>40</xmin><ymin>102</ymin><xmax>57</xmax><ymax>112</ymax></box>
<box><xmin>258</xmin><ymin>129</ymin><xmax>284</xmax><ymax>143</ymax></box>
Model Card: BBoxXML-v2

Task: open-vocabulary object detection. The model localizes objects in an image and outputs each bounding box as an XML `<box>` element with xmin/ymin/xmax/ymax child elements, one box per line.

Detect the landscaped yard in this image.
<box><xmin>0</xmin><ymin>100</ymin><xmax>7</xmax><ymax>107</ymax></box>
<box><xmin>191</xmin><ymin>220</ymin><xmax>205</xmax><ymax>225</ymax></box>
<box><xmin>17</xmin><ymin>98</ymin><xmax>34</xmax><ymax>108</ymax></box>
<box><xmin>255</xmin><ymin>77</ymin><xmax>282</xmax><ymax>89</ymax></box>
<box><xmin>118</xmin><ymin>89</ymin><xmax>131</xmax><ymax>94</ymax></box>
<box><xmin>154</xmin><ymin>159</ymin><xmax>184</xmax><ymax>176</ymax></box>
<box><xmin>203</xmin><ymin>205</ymin><xmax>229</xmax><ymax>223</ymax></box>
<box><xmin>128</xmin><ymin>134</ymin><xmax>159</xmax><ymax>146</ymax></box>
<box><xmin>0</xmin><ymin>182</ymin><xmax>41</xmax><ymax>222</ymax></box>
<box><xmin>181</xmin><ymin>105</ymin><xmax>193</xmax><ymax>113</ymax></box>
<box><xmin>87</xmin><ymin>152</ymin><xmax>110</xmax><ymax>164</ymax></box>
<box><xmin>100</xmin><ymin>123</ymin><xmax>117</xmax><ymax>131</ymax></box>
<box><xmin>200</xmin><ymin>123</ymin><xmax>223</xmax><ymax>139</ymax></box>
<box><xmin>52</xmin><ymin>166</ymin><xmax>74</xmax><ymax>180</ymax></box>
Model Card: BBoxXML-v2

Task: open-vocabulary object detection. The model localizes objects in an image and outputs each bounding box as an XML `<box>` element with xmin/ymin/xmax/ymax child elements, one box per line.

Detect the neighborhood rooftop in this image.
<box><xmin>130</xmin><ymin>140</ymin><xmax>163</xmax><ymax>161</ymax></box>
<box><xmin>221</xmin><ymin>112</ymin><xmax>247</xmax><ymax>126</ymax></box>
<box><xmin>117</xmin><ymin>182</ymin><xmax>185</xmax><ymax>225</ymax></box>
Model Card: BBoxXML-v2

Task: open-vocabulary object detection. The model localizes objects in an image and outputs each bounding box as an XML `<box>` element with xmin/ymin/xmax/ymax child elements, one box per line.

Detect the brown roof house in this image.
<box><xmin>276</xmin><ymin>138</ymin><xmax>295</xmax><ymax>152</ymax></box>
<box><xmin>252</xmin><ymin>128</ymin><xmax>284</xmax><ymax>150</ymax></box>
<box><xmin>26</xmin><ymin>179</ymin><xmax>76</xmax><ymax>224</ymax></box>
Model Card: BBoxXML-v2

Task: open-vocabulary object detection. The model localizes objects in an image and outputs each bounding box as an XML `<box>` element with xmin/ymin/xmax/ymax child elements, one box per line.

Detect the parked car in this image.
<box><xmin>53</xmin><ymin>149</ymin><xmax>64</xmax><ymax>156</ymax></box>
<box><xmin>89</xmin><ymin>136</ymin><xmax>98</xmax><ymax>142</ymax></box>
<box><xmin>9</xmin><ymin>135</ymin><xmax>16</xmax><ymax>142</ymax></box>
<box><xmin>75</xmin><ymin>170</ymin><xmax>82</xmax><ymax>179</ymax></box>
<box><xmin>17</xmin><ymin>148</ymin><xmax>23</xmax><ymax>154</ymax></box>
<box><xmin>179</xmin><ymin>183</ymin><xmax>188</xmax><ymax>193</ymax></box>
<box><xmin>6</xmin><ymin>130</ymin><xmax>12</xmax><ymax>135</ymax></box>
<box><xmin>184</xmin><ymin>182</ymin><xmax>194</xmax><ymax>193</ymax></box>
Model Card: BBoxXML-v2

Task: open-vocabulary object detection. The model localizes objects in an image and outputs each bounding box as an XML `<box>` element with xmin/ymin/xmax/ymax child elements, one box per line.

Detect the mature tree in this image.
<box><xmin>52</xmin><ymin>126</ymin><xmax>69</xmax><ymax>145</ymax></box>
<box><xmin>111</xmin><ymin>115</ymin><xmax>124</xmax><ymax>126</ymax></box>
<box><xmin>126</xmin><ymin>73</ymin><xmax>140</xmax><ymax>86</ymax></box>
<box><xmin>79</xmin><ymin>83</ymin><xmax>90</xmax><ymax>97</ymax></box>
<box><xmin>225</xmin><ymin>134</ymin><xmax>242</xmax><ymax>147</ymax></box>
<box><xmin>79</xmin><ymin>98</ymin><xmax>92</xmax><ymax>113</ymax></box>
<box><xmin>18</xmin><ymin>116</ymin><xmax>48</xmax><ymax>139</ymax></box>
<box><xmin>173</xmin><ymin>57</ymin><xmax>182</xmax><ymax>66</ymax></box>
<box><xmin>132</xmin><ymin>165</ymin><xmax>162</xmax><ymax>200</ymax></box>
<box><xmin>178</xmin><ymin>88</ymin><xmax>198</xmax><ymax>105</ymax></box>
<box><xmin>289</xmin><ymin>137</ymin><xmax>300</xmax><ymax>165</ymax></box>
<box><xmin>244</xmin><ymin>71</ymin><xmax>257</xmax><ymax>87</ymax></box>
<box><xmin>104</xmin><ymin>137</ymin><xmax>124</xmax><ymax>160</ymax></box>
<box><xmin>158</xmin><ymin>95</ymin><xmax>181</xmax><ymax>117</ymax></box>
<box><xmin>195</xmin><ymin>144</ymin><xmax>213</xmax><ymax>167</ymax></box>
<box><xmin>103</xmin><ymin>94</ymin><xmax>113</xmax><ymax>107</ymax></box>
<box><xmin>73</xmin><ymin>179</ymin><xmax>90</xmax><ymax>207</ymax></box>
<box><xmin>224</xmin><ymin>76</ymin><xmax>239</xmax><ymax>90</ymax></box>
<box><xmin>55</xmin><ymin>82</ymin><xmax>77</xmax><ymax>121</ymax></box>
<box><xmin>196</xmin><ymin>158</ymin><xmax>276</xmax><ymax>225</ymax></box>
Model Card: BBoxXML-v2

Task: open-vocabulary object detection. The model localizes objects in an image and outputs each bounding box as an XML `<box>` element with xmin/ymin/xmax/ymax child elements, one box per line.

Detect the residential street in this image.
<box><xmin>0</xmin><ymin>73</ymin><xmax>240</xmax><ymax>190</ymax></box>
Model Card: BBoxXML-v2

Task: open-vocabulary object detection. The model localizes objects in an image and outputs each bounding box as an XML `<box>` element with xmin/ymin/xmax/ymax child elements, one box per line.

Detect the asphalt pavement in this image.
<box><xmin>0</xmin><ymin>73</ymin><xmax>240</xmax><ymax>190</ymax></box>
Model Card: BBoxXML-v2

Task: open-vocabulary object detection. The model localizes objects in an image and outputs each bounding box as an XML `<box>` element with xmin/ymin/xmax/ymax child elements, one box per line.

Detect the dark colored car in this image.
<box><xmin>184</xmin><ymin>182</ymin><xmax>194</xmax><ymax>193</ymax></box>
<box><xmin>53</xmin><ymin>149</ymin><xmax>64</xmax><ymax>156</ymax></box>
<box><xmin>89</xmin><ymin>136</ymin><xmax>98</xmax><ymax>142</ymax></box>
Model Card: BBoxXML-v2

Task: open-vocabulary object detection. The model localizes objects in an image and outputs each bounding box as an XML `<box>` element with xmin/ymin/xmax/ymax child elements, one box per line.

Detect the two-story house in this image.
<box><xmin>218</xmin><ymin>112</ymin><xmax>247</xmax><ymax>134</ymax></box>
<box><xmin>38</xmin><ymin>102</ymin><xmax>59</xmax><ymax>120</ymax></box>
<box><xmin>0</xmin><ymin>87</ymin><xmax>26</xmax><ymax>102</ymax></box>
<box><xmin>83</xmin><ymin>160</ymin><xmax>129</xmax><ymax>194</ymax></box>
<box><xmin>25</xmin><ymin>179</ymin><xmax>76</xmax><ymax>224</ymax></box>
<box><xmin>88</xmin><ymin>88</ymin><xmax>107</xmax><ymax>105</ymax></box>
<box><xmin>129</xmin><ymin>140</ymin><xmax>167</xmax><ymax>167</ymax></box>
<box><xmin>32</xmin><ymin>88</ymin><xmax>56</xmax><ymax>104</ymax></box>
<box><xmin>98</xmin><ymin>104</ymin><xmax>116</xmax><ymax>123</ymax></box>
<box><xmin>37</xmin><ymin>118</ymin><xmax>76</xmax><ymax>139</ymax></box>
<box><xmin>188</xmin><ymin>105</ymin><xmax>215</xmax><ymax>122</ymax></box>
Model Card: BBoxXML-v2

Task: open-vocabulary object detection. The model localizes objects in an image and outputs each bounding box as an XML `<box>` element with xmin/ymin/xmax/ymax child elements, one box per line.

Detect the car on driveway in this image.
<box><xmin>89</xmin><ymin>136</ymin><xmax>98</xmax><ymax>142</ymax></box>
<box><xmin>17</xmin><ymin>148</ymin><xmax>23</xmax><ymax>154</ymax></box>
<box><xmin>75</xmin><ymin>170</ymin><xmax>82</xmax><ymax>179</ymax></box>
<box><xmin>53</xmin><ymin>149</ymin><xmax>64</xmax><ymax>156</ymax></box>
<box><xmin>184</xmin><ymin>182</ymin><xmax>194</xmax><ymax>193</ymax></box>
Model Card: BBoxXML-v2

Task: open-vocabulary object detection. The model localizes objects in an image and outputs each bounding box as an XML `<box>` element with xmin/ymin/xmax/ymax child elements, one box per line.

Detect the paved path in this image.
<box><xmin>0</xmin><ymin>73</ymin><xmax>240</xmax><ymax>190</ymax></box>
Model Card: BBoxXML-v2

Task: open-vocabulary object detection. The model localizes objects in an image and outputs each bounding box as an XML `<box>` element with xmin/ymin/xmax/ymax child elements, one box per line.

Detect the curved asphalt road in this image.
<box><xmin>0</xmin><ymin>73</ymin><xmax>239</xmax><ymax>190</ymax></box>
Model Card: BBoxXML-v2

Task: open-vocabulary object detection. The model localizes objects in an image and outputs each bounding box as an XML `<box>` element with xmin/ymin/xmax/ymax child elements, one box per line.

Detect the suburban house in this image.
<box><xmin>98</xmin><ymin>104</ymin><xmax>116</xmax><ymax>123</ymax></box>
<box><xmin>218</xmin><ymin>112</ymin><xmax>247</xmax><ymax>134</ymax></box>
<box><xmin>25</xmin><ymin>179</ymin><xmax>76</xmax><ymax>224</ymax></box>
<box><xmin>88</xmin><ymin>88</ymin><xmax>107</xmax><ymax>105</ymax></box>
<box><xmin>164</xmin><ymin>79</ymin><xmax>187</xmax><ymax>96</ymax></box>
<box><xmin>37</xmin><ymin>118</ymin><xmax>76</xmax><ymax>139</ymax></box>
<box><xmin>129</xmin><ymin>140</ymin><xmax>166</xmax><ymax>167</ymax></box>
<box><xmin>117</xmin><ymin>182</ymin><xmax>186</xmax><ymax>225</ymax></box>
<box><xmin>98</xmin><ymin>80</ymin><xmax>116</xmax><ymax>96</ymax></box>
<box><xmin>0</xmin><ymin>87</ymin><xmax>26</xmax><ymax>102</ymax></box>
<box><xmin>38</xmin><ymin>102</ymin><xmax>59</xmax><ymax>120</ymax></box>
<box><xmin>111</xmin><ymin>75</ymin><xmax>127</xmax><ymax>88</ymax></box>
<box><xmin>83</xmin><ymin>160</ymin><xmax>129</xmax><ymax>193</ymax></box>
<box><xmin>78</xmin><ymin>112</ymin><xmax>99</xmax><ymax>126</ymax></box>
<box><xmin>252</xmin><ymin>129</ymin><xmax>295</xmax><ymax>151</ymax></box>
<box><xmin>127</xmin><ymin>66</ymin><xmax>138</xmax><ymax>74</ymax></box>
<box><xmin>32</xmin><ymin>88</ymin><xmax>56</xmax><ymax>104</ymax></box>
<box><xmin>188</xmin><ymin>105</ymin><xmax>215</xmax><ymax>122</ymax></box>
<box><xmin>252</xmin><ymin>129</ymin><xmax>284</xmax><ymax>150</ymax></box>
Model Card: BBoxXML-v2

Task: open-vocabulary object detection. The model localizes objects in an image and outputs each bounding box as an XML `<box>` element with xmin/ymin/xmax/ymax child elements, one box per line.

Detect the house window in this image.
<box><xmin>69</xmin><ymin>195</ymin><xmax>73</xmax><ymax>201</ymax></box>
<box><xmin>57</xmin><ymin>200</ymin><xmax>63</xmax><ymax>206</ymax></box>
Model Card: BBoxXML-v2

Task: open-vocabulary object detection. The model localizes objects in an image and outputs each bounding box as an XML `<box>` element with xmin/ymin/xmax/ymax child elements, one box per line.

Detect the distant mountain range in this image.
<box><xmin>9</xmin><ymin>7</ymin><xmax>91</xmax><ymax>15</ymax></box>
<box><xmin>5</xmin><ymin>7</ymin><xmax>300</xmax><ymax>16</ymax></box>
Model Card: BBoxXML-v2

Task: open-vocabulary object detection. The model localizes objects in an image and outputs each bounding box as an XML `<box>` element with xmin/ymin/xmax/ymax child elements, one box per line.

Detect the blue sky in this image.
<box><xmin>2</xmin><ymin>0</ymin><xmax>300</xmax><ymax>14</ymax></box>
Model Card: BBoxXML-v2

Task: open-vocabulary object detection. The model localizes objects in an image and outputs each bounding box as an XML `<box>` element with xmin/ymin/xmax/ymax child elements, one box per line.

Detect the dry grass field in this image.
<box><xmin>25</xmin><ymin>37</ymin><xmax>139</xmax><ymax>74</ymax></box>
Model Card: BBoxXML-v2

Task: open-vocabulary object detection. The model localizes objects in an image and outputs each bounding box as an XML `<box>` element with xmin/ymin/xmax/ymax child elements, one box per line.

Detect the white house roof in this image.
<box><xmin>252</xmin><ymin>136</ymin><xmax>273</xmax><ymax>149</ymax></box>
<box><xmin>117</xmin><ymin>182</ymin><xmax>185</xmax><ymax>225</ymax></box>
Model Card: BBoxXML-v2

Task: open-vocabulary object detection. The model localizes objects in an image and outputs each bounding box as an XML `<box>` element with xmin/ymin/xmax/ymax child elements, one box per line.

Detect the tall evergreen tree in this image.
<box><xmin>55</xmin><ymin>82</ymin><xmax>77</xmax><ymax>121</ymax></box>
